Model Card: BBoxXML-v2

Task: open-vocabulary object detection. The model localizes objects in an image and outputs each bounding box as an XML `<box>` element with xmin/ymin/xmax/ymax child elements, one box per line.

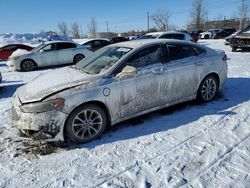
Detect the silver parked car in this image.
<box><xmin>7</xmin><ymin>41</ymin><xmax>92</xmax><ymax>71</ymax></box>
<box><xmin>12</xmin><ymin>39</ymin><xmax>227</xmax><ymax>143</ymax></box>
<box><xmin>157</xmin><ymin>31</ymin><xmax>193</xmax><ymax>42</ymax></box>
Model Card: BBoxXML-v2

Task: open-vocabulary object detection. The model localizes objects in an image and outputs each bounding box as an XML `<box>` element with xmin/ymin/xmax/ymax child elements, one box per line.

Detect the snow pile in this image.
<box><xmin>0</xmin><ymin>32</ymin><xmax>72</xmax><ymax>46</ymax></box>
<box><xmin>9</xmin><ymin>49</ymin><xmax>30</xmax><ymax>58</ymax></box>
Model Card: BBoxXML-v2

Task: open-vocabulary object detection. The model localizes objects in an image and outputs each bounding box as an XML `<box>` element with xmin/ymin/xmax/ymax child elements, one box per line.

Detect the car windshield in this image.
<box><xmin>243</xmin><ymin>26</ymin><xmax>250</xmax><ymax>33</ymax></box>
<box><xmin>75</xmin><ymin>46</ymin><xmax>132</xmax><ymax>75</ymax></box>
<box><xmin>31</xmin><ymin>43</ymin><xmax>45</xmax><ymax>52</ymax></box>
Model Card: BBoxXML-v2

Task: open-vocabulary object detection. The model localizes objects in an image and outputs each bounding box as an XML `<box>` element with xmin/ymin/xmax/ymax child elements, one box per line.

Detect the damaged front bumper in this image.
<box><xmin>11</xmin><ymin>94</ymin><xmax>68</xmax><ymax>142</ymax></box>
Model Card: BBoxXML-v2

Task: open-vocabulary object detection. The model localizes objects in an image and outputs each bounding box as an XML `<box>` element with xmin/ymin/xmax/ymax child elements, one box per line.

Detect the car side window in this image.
<box><xmin>57</xmin><ymin>43</ymin><xmax>76</xmax><ymax>50</ymax></box>
<box><xmin>174</xmin><ymin>34</ymin><xmax>185</xmax><ymax>40</ymax></box>
<box><xmin>41</xmin><ymin>44</ymin><xmax>56</xmax><ymax>52</ymax></box>
<box><xmin>159</xmin><ymin>34</ymin><xmax>174</xmax><ymax>39</ymax></box>
<box><xmin>192</xmin><ymin>46</ymin><xmax>206</xmax><ymax>55</ymax></box>
<box><xmin>94</xmin><ymin>40</ymin><xmax>104</xmax><ymax>47</ymax></box>
<box><xmin>3</xmin><ymin>45</ymin><xmax>17</xmax><ymax>50</ymax></box>
<box><xmin>126</xmin><ymin>45</ymin><xmax>161</xmax><ymax>68</ymax></box>
<box><xmin>166</xmin><ymin>44</ymin><xmax>196</xmax><ymax>61</ymax></box>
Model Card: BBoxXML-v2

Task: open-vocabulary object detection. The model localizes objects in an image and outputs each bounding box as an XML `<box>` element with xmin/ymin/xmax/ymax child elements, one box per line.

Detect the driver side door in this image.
<box><xmin>107</xmin><ymin>45</ymin><xmax>165</xmax><ymax>120</ymax></box>
<box><xmin>36</xmin><ymin>43</ymin><xmax>57</xmax><ymax>67</ymax></box>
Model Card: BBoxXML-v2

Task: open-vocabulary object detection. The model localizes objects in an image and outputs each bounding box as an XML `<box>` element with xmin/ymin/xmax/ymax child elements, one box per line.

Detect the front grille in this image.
<box><xmin>12</xmin><ymin>106</ymin><xmax>20</xmax><ymax>121</ymax></box>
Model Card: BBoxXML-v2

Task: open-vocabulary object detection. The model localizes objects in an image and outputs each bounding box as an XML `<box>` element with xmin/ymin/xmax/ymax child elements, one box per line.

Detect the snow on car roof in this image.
<box><xmin>73</xmin><ymin>38</ymin><xmax>109</xmax><ymax>45</ymax></box>
<box><xmin>109</xmin><ymin>39</ymin><xmax>196</xmax><ymax>49</ymax></box>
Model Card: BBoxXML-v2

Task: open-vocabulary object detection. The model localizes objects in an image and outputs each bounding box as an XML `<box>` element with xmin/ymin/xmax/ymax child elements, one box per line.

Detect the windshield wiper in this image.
<box><xmin>71</xmin><ymin>65</ymin><xmax>90</xmax><ymax>74</ymax></box>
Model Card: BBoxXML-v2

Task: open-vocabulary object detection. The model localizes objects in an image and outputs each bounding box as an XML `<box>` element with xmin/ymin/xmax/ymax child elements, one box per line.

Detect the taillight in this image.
<box><xmin>223</xmin><ymin>54</ymin><xmax>227</xmax><ymax>61</ymax></box>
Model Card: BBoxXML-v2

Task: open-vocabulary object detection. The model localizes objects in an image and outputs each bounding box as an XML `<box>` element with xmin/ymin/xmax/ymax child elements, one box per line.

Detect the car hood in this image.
<box><xmin>16</xmin><ymin>67</ymin><xmax>96</xmax><ymax>103</ymax></box>
<box><xmin>234</xmin><ymin>32</ymin><xmax>250</xmax><ymax>39</ymax></box>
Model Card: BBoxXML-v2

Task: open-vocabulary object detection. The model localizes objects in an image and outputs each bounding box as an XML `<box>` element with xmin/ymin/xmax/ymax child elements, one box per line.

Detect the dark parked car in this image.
<box><xmin>79</xmin><ymin>39</ymin><xmax>109</xmax><ymax>51</ymax></box>
<box><xmin>213</xmin><ymin>28</ymin><xmax>236</xmax><ymax>39</ymax></box>
<box><xmin>0</xmin><ymin>44</ymin><xmax>33</xmax><ymax>60</ymax></box>
<box><xmin>224</xmin><ymin>30</ymin><xmax>241</xmax><ymax>45</ymax></box>
<box><xmin>109</xmin><ymin>37</ymin><xmax>129</xmax><ymax>44</ymax></box>
<box><xmin>230</xmin><ymin>25</ymin><xmax>250</xmax><ymax>52</ymax></box>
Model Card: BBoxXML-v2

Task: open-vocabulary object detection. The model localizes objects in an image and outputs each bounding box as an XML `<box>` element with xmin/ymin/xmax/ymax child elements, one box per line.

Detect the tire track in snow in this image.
<box><xmin>181</xmin><ymin>133</ymin><xmax>250</xmax><ymax>187</ymax></box>
<box><xmin>94</xmin><ymin>104</ymin><xmax>242</xmax><ymax>187</ymax></box>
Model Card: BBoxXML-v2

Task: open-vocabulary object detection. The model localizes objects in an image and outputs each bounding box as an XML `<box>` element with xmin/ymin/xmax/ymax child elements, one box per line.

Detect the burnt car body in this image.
<box><xmin>12</xmin><ymin>39</ymin><xmax>227</xmax><ymax>143</ymax></box>
<box><xmin>230</xmin><ymin>25</ymin><xmax>250</xmax><ymax>52</ymax></box>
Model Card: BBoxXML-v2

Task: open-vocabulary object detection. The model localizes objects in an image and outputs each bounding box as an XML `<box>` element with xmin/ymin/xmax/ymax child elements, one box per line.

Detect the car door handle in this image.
<box><xmin>196</xmin><ymin>62</ymin><xmax>203</xmax><ymax>66</ymax></box>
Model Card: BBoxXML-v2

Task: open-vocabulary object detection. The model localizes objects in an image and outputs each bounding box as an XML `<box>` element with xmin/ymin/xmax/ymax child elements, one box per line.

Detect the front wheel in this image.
<box><xmin>65</xmin><ymin>104</ymin><xmax>107</xmax><ymax>143</ymax></box>
<box><xmin>20</xmin><ymin>59</ymin><xmax>36</xmax><ymax>71</ymax></box>
<box><xmin>231</xmin><ymin>46</ymin><xmax>237</xmax><ymax>52</ymax></box>
<box><xmin>197</xmin><ymin>75</ymin><xmax>218</xmax><ymax>102</ymax></box>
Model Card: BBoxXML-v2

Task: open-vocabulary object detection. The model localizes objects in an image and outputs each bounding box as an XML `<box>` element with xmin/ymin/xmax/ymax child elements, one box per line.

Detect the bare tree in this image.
<box><xmin>88</xmin><ymin>17</ymin><xmax>97</xmax><ymax>38</ymax></box>
<box><xmin>58</xmin><ymin>22</ymin><xmax>69</xmax><ymax>36</ymax></box>
<box><xmin>190</xmin><ymin>0</ymin><xmax>207</xmax><ymax>30</ymax></box>
<box><xmin>71</xmin><ymin>22</ymin><xmax>81</xmax><ymax>39</ymax></box>
<box><xmin>151</xmin><ymin>10</ymin><xmax>171</xmax><ymax>31</ymax></box>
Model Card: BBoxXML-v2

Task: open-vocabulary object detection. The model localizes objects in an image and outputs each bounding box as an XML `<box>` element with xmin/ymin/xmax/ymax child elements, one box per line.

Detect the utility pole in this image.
<box><xmin>239</xmin><ymin>0</ymin><xmax>244</xmax><ymax>30</ymax></box>
<box><xmin>80</xmin><ymin>25</ymin><xmax>83</xmax><ymax>38</ymax></box>
<box><xmin>147</xmin><ymin>11</ymin><xmax>150</xmax><ymax>32</ymax></box>
<box><xmin>106</xmin><ymin>21</ymin><xmax>109</xmax><ymax>33</ymax></box>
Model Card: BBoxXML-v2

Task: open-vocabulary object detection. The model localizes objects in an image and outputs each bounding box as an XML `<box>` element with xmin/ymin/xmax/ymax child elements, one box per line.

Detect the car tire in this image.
<box><xmin>65</xmin><ymin>104</ymin><xmax>107</xmax><ymax>143</ymax></box>
<box><xmin>73</xmin><ymin>54</ymin><xmax>85</xmax><ymax>64</ymax></box>
<box><xmin>231</xmin><ymin>46</ymin><xmax>237</xmax><ymax>52</ymax></box>
<box><xmin>205</xmin><ymin>35</ymin><xmax>209</xmax><ymax>39</ymax></box>
<box><xmin>197</xmin><ymin>75</ymin><xmax>218</xmax><ymax>102</ymax></box>
<box><xmin>20</xmin><ymin>59</ymin><xmax>37</xmax><ymax>71</ymax></box>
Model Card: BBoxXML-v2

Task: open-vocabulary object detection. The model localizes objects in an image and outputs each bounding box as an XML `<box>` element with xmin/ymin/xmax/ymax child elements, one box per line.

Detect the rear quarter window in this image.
<box><xmin>192</xmin><ymin>46</ymin><xmax>206</xmax><ymax>55</ymax></box>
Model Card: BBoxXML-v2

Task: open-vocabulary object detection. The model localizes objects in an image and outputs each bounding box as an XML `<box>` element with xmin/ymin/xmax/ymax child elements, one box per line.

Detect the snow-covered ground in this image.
<box><xmin>0</xmin><ymin>40</ymin><xmax>249</xmax><ymax>188</ymax></box>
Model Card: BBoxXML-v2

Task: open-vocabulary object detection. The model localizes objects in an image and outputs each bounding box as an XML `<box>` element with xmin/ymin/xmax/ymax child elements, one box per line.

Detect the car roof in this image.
<box><xmin>145</xmin><ymin>32</ymin><xmax>166</xmax><ymax>36</ymax></box>
<box><xmin>158</xmin><ymin>31</ymin><xmax>187</xmax><ymax>36</ymax></box>
<box><xmin>43</xmin><ymin>41</ymin><xmax>76</xmax><ymax>45</ymax></box>
<box><xmin>109</xmin><ymin>39</ymin><xmax>196</xmax><ymax>49</ymax></box>
<box><xmin>73</xmin><ymin>38</ymin><xmax>109</xmax><ymax>45</ymax></box>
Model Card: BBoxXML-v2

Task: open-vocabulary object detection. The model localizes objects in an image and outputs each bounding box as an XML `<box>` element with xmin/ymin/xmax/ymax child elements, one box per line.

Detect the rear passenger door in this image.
<box><xmin>163</xmin><ymin>44</ymin><xmax>199</xmax><ymax>102</ymax></box>
<box><xmin>56</xmin><ymin>43</ymin><xmax>77</xmax><ymax>64</ymax></box>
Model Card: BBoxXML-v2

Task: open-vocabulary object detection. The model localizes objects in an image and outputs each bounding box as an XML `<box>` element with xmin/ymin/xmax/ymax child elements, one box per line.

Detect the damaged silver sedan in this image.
<box><xmin>12</xmin><ymin>39</ymin><xmax>228</xmax><ymax>143</ymax></box>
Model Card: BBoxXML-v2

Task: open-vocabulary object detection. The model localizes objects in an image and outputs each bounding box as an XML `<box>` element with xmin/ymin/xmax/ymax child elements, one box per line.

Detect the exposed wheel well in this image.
<box><xmin>63</xmin><ymin>101</ymin><xmax>111</xmax><ymax>139</ymax></box>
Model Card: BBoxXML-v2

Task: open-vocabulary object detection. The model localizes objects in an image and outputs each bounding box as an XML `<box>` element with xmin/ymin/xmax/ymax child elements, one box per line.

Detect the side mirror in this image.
<box><xmin>115</xmin><ymin>65</ymin><xmax>137</xmax><ymax>80</ymax></box>
<box><xmin>39</xmin><ymin>49</ymin><xmax>45</xmax><ymax>53</ymax></box>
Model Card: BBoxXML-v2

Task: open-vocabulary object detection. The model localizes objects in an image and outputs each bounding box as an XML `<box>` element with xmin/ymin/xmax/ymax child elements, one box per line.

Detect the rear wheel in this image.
<box><xmin>65</xmin><ymin>104</ymin><xmax>107</xmax><ymax>143</ymax></box>
<box><xmin>73</xmin><ymin>54</ymin><xmax>84</xmax><ymax>64</ymax></box>
<box><xmin>197</xmin><ymin>75</ymin><xmax>218</xmax><ymax>102</ymax></box>
<box><xmin>204</xmin><ymin>34</ymin><xmax>209</xmax><ymax>39</ymax></box>
<box><xmin>20</xmin><ymin>59</ymin><xmax>36</xmax><ymax>71</ymax></box>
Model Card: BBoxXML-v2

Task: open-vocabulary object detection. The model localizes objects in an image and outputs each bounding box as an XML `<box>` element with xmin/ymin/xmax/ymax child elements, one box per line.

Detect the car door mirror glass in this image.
<box><xmin>115</xmin><ymin>65</ymin><xmax>137</xmax><ymax>80</ymax></box>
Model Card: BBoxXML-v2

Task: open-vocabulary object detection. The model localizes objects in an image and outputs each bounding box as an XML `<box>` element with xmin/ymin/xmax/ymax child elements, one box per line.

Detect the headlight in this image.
<box><xmin>20</xmin><ymin>98</ymin><xmax>65</xmax><ymax>113</ymax></box>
